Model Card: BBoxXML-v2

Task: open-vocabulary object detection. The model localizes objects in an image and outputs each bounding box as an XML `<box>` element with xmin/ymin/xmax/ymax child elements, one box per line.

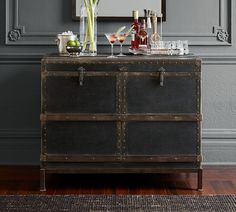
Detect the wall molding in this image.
<box><xmin>202</xmin><ymin>55</ymin><xmax>236</xmax><ymax>65</ymax></box>
<box><xmin>0</xmin><ymin>129</ymin><xmax>40</xmax><ymax>138</ymax></box>
<box><xmin>164</xmin><ymin>0</ymin><xmax>232</xmax><ymax>46</ymax></box>
<box><xmin>5</xmin><ymin>0</ymin><xmax>59</xmax><ymax>45</ymax></box>
<box><xmin>2</xmin><ymin>128</ymin><xmax>234</xmax><ymax>140</ymax></box>
<box><xmin>0</xmin><ymin>128</ymin><xmax>235</xmax><ymax>165</ymax></box>
<box><xmin>202</xmin><ymin>129</ymin><xmax>236</xmax><ymax>140</ymax></box>
<box><xmin>0</xmin><ymin>54</ymin><xmax>42</xmax><ymax>64</ymax></box>
<box><xmin>5</xmin><ymin>0</ymin><xmax>233</xmax><ymax>46</ymax></box>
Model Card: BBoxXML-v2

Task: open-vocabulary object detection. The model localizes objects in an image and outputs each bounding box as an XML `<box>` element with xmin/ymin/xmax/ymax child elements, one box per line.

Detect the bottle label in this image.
<box><xmin>131</xmin><ymin>33</ymin><xmax>135</xmax><ymax>41</ymax></box>
<box><xmin>133</xmin><ymin>10</ymin><xmax>139</xmax><ymax>20</ymax></box>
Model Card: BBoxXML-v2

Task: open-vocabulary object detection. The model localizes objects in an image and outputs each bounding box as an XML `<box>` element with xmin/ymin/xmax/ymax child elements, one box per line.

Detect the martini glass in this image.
<box><xmin>105</xmin><ymin>33</ymin><xmax>118</xmax><ymax>58</ymax></box>
<box><xmin>117</xmin><ymin>33</ymin><xmax>128</xmax><ymax>56</ymax></box>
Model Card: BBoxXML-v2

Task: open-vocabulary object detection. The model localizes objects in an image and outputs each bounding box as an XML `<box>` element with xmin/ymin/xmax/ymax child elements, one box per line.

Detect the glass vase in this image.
<box><xmin>80</xmin><ymin>1</ymin><xmax>98</xmax><ymax>56</ymax></box>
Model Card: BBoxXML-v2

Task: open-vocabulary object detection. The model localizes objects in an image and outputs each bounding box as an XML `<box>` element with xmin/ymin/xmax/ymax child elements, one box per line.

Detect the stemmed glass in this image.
<box><xmin>117</xmin><ymin>33</ymin><xmax>128</xmax><ymax>56</ymax></box>
<box><xmin>176</xmin><ymin>40</ymin><xmax>184</xmax><ymax>55</ymax></box>
<box><xmin>183</xmin><ymin>40</ymin><xmax>189</xmax><ymax>55</ymax></box>
<box><xmin>105</xmin><ymin>33</ymin><xmax>118</xmax><ymax>58</ymax></box>
<box><xmin>171</xmin><ymin>41</ymin><xmax>177</xmax><ymax>55</ymax></box>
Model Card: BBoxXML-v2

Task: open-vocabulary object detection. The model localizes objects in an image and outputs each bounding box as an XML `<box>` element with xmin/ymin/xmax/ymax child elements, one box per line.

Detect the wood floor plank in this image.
<box><xmin>0</xmin><ymin>166</ymin><xmax>236</xmax><ymax>195</ymax></box>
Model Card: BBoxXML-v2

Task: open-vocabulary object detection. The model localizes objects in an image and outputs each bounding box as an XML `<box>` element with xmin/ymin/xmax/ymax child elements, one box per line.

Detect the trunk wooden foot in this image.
<box><xmin>197</xmin><ymin>168</ymin><xmax>203</xmax><ymax>191</ymax></box>
<box><xmin>40</xmin><ymin>169</ymin><xmax>46</xmax><ymax>192</ymax></box>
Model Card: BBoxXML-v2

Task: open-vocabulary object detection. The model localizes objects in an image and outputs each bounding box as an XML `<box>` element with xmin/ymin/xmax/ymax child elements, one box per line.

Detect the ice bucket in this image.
<box><xmin>56</xmin><ymin>34</ymin><xmax>77</xmax><ymax>55</ymax></box>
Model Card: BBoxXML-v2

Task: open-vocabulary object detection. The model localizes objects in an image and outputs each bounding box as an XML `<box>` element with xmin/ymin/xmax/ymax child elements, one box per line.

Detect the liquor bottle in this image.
<box><xmin>150</xmin><ymin>13</ymin><xmax>160</xmax><ymax>49</ymax></box>
<box><xmin>137</xmin><ymin>19</ymin><xmax>148</xmax><ymax>48</ymax></box>
<box><xmin>145</xmin><ymin>9</ymin><xmax>152</xmax><ymax>48</ymax></box>
<box><xmin>131</xmin><ymin>10</ymin><xmax>139</xmax><ymax>49</ymax></box>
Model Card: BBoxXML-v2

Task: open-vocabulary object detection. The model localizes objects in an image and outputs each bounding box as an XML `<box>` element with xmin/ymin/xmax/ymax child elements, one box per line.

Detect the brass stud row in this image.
<box><xmin>116</xmin><ymin>122</ymin><xmax>122</xmax><ymax>159</ymax></box>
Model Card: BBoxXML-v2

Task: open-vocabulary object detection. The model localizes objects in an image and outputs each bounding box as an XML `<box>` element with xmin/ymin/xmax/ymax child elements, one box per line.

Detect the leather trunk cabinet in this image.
<box><xmin>40</xmin><ymin>54</ymin><xmax>202</xmax><ymax>191</ymax></box>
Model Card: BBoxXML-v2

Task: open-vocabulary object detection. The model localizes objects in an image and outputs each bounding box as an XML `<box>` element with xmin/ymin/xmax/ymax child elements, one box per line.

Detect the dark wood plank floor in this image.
<box><xmin>0</xmin><ymin>166</ymin><xmax>235</xmax><ymax>195</ymax></box>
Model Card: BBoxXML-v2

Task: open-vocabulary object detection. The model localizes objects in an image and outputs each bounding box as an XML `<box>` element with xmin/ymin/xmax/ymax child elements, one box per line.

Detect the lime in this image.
<box><xmin>74</xmin><ymin>40</ymin><xmax>80</xmax><ymax>46</ymax></box>
<box><xmin>67</xmin><ymin>40</ymin><xmax>76</xmax><ymax>47</ymax></box>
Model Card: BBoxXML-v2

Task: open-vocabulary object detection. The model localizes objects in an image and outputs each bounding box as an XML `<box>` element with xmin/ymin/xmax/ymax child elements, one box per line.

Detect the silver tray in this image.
<box><xmin>129</xmin><ymin>48</ymin><xmax>188</xmax><ymax>56</ymax></box>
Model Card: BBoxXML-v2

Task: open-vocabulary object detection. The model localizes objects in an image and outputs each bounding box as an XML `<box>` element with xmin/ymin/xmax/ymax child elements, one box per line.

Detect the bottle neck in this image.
<box><xmin>133</xmin><ymin>18</ymin><xmax>139</xmax><ymax>24</ymax></box>
<box><xmin>153</xmin><ymin>24</ymin><xmax>157</xmax><ymax>34</ymax></box>
<box><xmin>146</xmin><ymin>17</ymin><xmax>152</xmax><ymax>29</ymax></box>
<box><xmin>141</xmin><ymin>23</ymin><xmax>146</xmax><ymax>31</ymax></box>
<box><xmin>132</xmin><ymin>10</ymin><xmax>139</xmax><ymax>21</ymax></box>
<box><xmin>152</xmin><ymin>18</ymin><xmax>157</xmax><ymax>34</ymax></box>
<box><xmin>152</xmin><ymin>21</ymin><xmax>157</xmax><ymax>33</ymax></box>
<box><xmin>132</xmin><ymin>18</ymin><xmax>139</xmax><ymax>33</ymax></box>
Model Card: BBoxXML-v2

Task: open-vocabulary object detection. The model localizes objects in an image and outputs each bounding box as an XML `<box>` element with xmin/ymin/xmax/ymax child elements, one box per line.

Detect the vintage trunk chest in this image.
<box><xmin>40</xmin><ymin>54</ymin><xmax>202</xmax><ymax>191</ymax></box>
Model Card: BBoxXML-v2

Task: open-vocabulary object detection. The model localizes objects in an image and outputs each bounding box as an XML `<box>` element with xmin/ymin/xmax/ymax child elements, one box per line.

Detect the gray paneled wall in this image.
<box><xmin>0</xmin><ymin>0</ymin><xmax>235</xmax><ymax>165</ymax></box>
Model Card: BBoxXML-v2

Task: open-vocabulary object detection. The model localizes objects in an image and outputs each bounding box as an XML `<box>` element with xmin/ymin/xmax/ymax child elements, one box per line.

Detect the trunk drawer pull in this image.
<box><xmin>159</xmin><ymin>67</ymin><xmax>165</xmax><ymax>87</ymax></box>
<box><xmin>77</xmin><ymin>67</ymin><xmax>85</xmax><ymax>86</ymax></box>
<box><xmin>119</xmin><ymin>66</ymin><xmax>128</xmax><ymax>71</ymax></box>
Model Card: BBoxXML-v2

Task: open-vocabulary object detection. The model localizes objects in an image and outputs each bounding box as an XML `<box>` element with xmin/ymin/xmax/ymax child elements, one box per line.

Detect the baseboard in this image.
<box><xmin>0</xmin><ymin>139</ymin><xmax>40</xmax><ymax>165</ymax></box>
<box><xmin>0</xmin><ymin>129</ymin><xmax>40</xmax><ymax>165</ymax></box>
<box><xmin>202</xmin><ymin>129</ymin><xmax>236</xmax><ymax>165</ymax></box>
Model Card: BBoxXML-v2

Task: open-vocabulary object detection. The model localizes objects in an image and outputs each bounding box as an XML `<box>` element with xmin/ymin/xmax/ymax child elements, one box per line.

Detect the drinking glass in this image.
<box><xmin>117</xmin><ymin>33</ymin><xmax>128</xmax><ymax>56</ymax></box>
<box><xmin>183</xmin><ymin>40</ymin><xmax>189</xmax><ymax>55</ymax></box>
<box><xmin>164</xmin><ymin>41</ymin><xmax>172</xmax><ymax>55</ymax></box>
<box><xmin>171</xmin><ymin>41</ymin><xmax>177</xmax><ymax>55</ymax></box>
<box><xmin>105</xmin><ymin>33</ymin><xmax>117</xmax><ymax>58</ymax></box>
<box><xmin>157</xmin><ymin>41</ymin><xmax>164</xmax><ymax>49</ymax></box>
<box><xmin>176</xmin><ymin>40</ymin><xmax>184</xmax><ymax>55</ymax></box>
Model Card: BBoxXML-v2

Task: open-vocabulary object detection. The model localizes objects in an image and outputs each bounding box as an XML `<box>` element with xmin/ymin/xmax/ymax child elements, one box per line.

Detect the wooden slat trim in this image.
<box><xmin>45</xmin><ymin>168</ymin><xmax>200</xmax><ymax>174</ymax></box>
<box><xmin>42</xmin><ymin>71</ymin><xmax>200</xmax><ymax>78</ymax></box>
<box><xmin>42</xmin><ymin>57</ymin><xmax>199</xmax><ymax>65</ymax></box>
<box><xmin>40</xmin><ymin>114</ymin><xmax>202</xmax><ymax>122</ymax></box>
<box><xmin>40</xmin><ymin>114</ymin><xmax>118</xmax><ymax>121</ymax></box>
<box><xmin>124</xmin><ymin>72</ymin><xmax>200</xmax><ymax>77</ymax></box>
<box><xmin>42</xmin><ymin>71</ymin><xmax>116</xmax><ymax>77</ymax></box>
<box><xmin>42</xmin><ymin>154</ymin><xmax>202</xmax><ymax>163</ymax></box>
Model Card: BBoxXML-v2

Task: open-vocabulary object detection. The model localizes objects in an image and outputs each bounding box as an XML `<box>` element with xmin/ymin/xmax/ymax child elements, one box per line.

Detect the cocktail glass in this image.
<box><xmin>117</xmin><ymin>33</ymin><xmax>128</xmax><ymax>56</ymax></box>
<box><xmin>105</xmin><ymin>33</ymin><xmax>118</xmax><ymax>58</ymax></box>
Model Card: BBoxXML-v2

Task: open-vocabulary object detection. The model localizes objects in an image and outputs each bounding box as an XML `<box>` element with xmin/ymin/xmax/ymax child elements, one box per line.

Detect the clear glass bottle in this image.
<box><xmin>80</xmin><ymin>2</ymin><xmax>98</xmax><ymax>56</ymax></box>
<box><xmin>146</xmin><ymin>10</ymin><xmax>152</xmax><ymax>49</ymax></box>
<box><xmin>150</xmin><ymin>14</ymin><xmax>161</xmax><ymax>49</ymax></box>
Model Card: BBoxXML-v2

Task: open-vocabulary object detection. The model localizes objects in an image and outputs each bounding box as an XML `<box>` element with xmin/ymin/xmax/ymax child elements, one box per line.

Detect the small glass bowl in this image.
<box><xmin>66</xmin><ymin>46</ymin><xmax>82</xmax><ymax>57</ymax></box>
